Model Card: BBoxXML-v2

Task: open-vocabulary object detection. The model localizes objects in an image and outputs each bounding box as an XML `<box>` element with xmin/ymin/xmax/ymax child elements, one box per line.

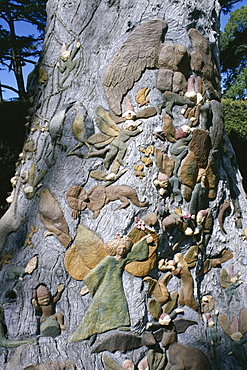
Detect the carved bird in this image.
<box><xmin>48</xmin><ymin>101</ymin><xmax>74</xmax><ymax>147</ymax></box>
<box><xmin>67</xmin><ymin>103</ymin><xmax>94</xmax><ymax>156</ymax></box>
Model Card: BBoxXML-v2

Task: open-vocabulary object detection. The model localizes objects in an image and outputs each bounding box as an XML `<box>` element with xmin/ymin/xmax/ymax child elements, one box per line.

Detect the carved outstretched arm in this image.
<box><xmin>53</xmin><ymin>283</ymin><xmax>65</xmax><ymax>303</ymax></box>
<box><xmin>71</xmin><ymin>42</ymin><xmax>81</xmax><ymax>60</ymax></box>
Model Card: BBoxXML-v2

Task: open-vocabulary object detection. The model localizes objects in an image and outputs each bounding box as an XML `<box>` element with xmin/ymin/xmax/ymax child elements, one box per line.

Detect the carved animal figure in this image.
<box><xmin>66</xmin><ymin>184</ymin><xmax>148</xmax><ymax>218</ymax></box>
<box><xmin>162</xmin><ymin>213</ymin><xmax>183</xmax><ymax>232</ymax></box>
<box><xmin>170</xmin><ymin>129</ymin><xmax>193</xmax><ymax>176</ymax></box>
<box><xmin>67</xmin><ymin>104</ymin><xmax>94</xmax><ymax>156</ymax></box>
<box><xmin>159</xmin><ymin>253</ymin><xmax>199</xmax><ymax>312</ymax></box>
<box><xmin>158</xmin><ymin>92</ymin><xmax>195</xmax><ymax>118</ymax></box>
<box><xmin>144</xmin><ymin>272</ymin><xmax>171</xmax><ymax>305</ymax></box>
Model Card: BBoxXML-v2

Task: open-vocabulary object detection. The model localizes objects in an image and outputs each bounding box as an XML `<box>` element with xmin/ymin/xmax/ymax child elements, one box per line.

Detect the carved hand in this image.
<box><xmin>145</xmin><ymin>234</ymin><xmax>153</xmax><ymax>244</ymax></box>
<box><xmin>57</xmin><ymin>283</ymin><xmax>65</xmax><ymax>293</ymax></box>
<box><xmin>71</xmin><ymin>209</ymin><xmax>80</xmax><ymax>219</ymax></box>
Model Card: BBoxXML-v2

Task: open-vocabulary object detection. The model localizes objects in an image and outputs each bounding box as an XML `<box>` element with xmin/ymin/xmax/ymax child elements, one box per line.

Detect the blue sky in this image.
<box><xmin>0</xmin><ymin>1</ymin><xmax>247</xmax><ymax>100</ymax></box>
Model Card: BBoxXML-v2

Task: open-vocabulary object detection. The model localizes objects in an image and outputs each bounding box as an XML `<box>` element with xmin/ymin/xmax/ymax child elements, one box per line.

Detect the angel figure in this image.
<box><xmin>69</xmin><ymin>232</ymin><xmax>154</xmax><ymax>342</ymax></box>
<box><xmin>158</xmin><ymin>252</ymin><xmax>198</xmax><ymax>312</ymax></box>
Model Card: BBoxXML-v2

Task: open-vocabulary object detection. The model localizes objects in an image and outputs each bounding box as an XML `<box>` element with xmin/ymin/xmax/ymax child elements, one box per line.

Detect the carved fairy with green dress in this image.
<box><xmin>64</xmin><ymin>225</ymin><xmax>158</xmax><ymax>342</ymax></box>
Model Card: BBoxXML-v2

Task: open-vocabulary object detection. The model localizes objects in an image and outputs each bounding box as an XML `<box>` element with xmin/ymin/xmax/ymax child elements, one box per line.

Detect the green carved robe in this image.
<box><xmin>70</xmin><ymin>238</ymin><xmax>149</xmax><ymax>342</ymax></box>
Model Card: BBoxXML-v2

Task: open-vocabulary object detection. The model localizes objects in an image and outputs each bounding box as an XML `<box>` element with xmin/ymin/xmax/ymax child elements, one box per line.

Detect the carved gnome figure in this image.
<box><xmin>32</xmin><ymin>283</ymin><xmax>66</xmax><ymax>338</ymax></box>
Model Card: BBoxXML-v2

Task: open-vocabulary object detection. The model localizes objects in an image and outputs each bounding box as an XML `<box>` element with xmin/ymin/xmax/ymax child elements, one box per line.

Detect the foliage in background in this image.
<box><xmin>219</xmin><ymin>0</ymin><xmax>244</xmax><ymax>14</ymax></box>
<box><xmin>220</xmin><ymin>5</ymin><xmax>247</xmax><ymax>99</ymax></box>
<box><xmin>0</xmin><ymin>0</ymin><xmax>47</xmax><ymax>100</ymax></box>
<box><xmin>223</xmin><ymin>99</ymin><xmax>247</xmax><ymax>138</ymax></box>
<box><xmin>0</xmin><ymin>100</ymin><xmax>29</xmax><ymax>213</ymax></box>
<box><xmin>223</xmin><ymin>99</ymin><xmax>247</xmax><ymax>191</ymax></box>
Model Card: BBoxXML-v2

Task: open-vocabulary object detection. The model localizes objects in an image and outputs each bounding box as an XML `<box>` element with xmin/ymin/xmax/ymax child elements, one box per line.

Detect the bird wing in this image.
<box><xmin>103</xmin><ymin>19</ymin><xmax>167</xmax><ymax>115</ymax></box>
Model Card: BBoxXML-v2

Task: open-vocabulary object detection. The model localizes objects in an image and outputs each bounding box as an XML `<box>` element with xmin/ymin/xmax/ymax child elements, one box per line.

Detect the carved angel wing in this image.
<box><xmin>95</xmin><ymin>105</ymin><xmax>120</xmax><ymax>136</ymax></box>
<box><xmin>103</xmin><ymin>19</ymin><xmax>168</xmax><ymax>115</ymax></box>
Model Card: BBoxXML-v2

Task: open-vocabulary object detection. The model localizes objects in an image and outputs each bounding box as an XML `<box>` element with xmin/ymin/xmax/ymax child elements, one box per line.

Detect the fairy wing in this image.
<box><xmin>125</xmin><ymin>227</ymin><xmax>158</xmax><ymax>277</ymax></box>
<box><xmin>103</xmin><ymin>19</ymin><xmax>167</xmax><ymax>115</ymax></box>
<box><xmin>218</xmin><ymin>314</ymin><xmax>231</xmax><ymax>337</ymax></box>
<box><xmin>220</xmin><ymin>268</ymin><xmax>231</xmax><ymax>288</ymax></box>
<box><xmin>184</xmin><ymin>244</ymin><xmax>199</xmax><ymax>268</ymax></box>
<box><xmin>95</xmin><ymin>105</ymin><xmax>120</xmax><ymax>136</ymax></box>
<box><xmin>87</xmin><ymin>132</ymin><xmax>114</xmax><ymax>149</ymax></box>
<box><xmin>64</xmin><ymin>225</ymin><xmax>108</xmax><ymax>280</ymax></box>
<box><xmin>86</xmin><ymin>105</ymin><xmax>120</xmax><ymax>148</ymax></box>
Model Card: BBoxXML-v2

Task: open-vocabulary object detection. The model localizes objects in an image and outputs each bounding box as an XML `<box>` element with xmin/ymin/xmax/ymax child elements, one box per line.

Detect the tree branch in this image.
<box><xmin>0</xmin><ymin>84</ymin><xmax>19</xmax><ymax>94</ymax></box>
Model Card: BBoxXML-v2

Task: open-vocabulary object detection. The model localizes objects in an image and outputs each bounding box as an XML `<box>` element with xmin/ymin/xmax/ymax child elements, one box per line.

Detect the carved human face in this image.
<box><xmin>116</xmin><ymin>244</ymin><xmax>127</xmax><ymax>259</ymax></box>
<box><xmin>200</xmin><ymin>174</ymin><xmax>207</xmax><ymax>185</ymax></box>
<box><xmin>123</xmin><ymin>360</ymin><xmax>135</xmax><ymax>370</ymax></box>
<box><xmin>38</xmin><ymin>294</ymin><xmax>50</xmax><ymax>306</ymax></box>
<box><xmin>123</xmin><ymin>120</ymin><xmax>135</xmax><ymax>131</ymax></box>
<box><xmin>123</xmin><ymin>110</ymin><xmax>136</xmax><ymax>120</ymax></box>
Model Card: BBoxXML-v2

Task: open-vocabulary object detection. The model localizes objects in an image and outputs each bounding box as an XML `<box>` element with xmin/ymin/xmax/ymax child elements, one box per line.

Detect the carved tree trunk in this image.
<box><xmin>1</xmin><ymin>1</ymin><xmax>247</xmax><ymax>369</ymax></box>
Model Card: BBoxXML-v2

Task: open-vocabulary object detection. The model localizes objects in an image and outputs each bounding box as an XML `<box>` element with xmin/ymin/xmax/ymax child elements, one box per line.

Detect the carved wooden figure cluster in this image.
<box><xmin>0</xmin><ymin>4</ymin><xmax>246</xmax><ymax>370</ymax></box>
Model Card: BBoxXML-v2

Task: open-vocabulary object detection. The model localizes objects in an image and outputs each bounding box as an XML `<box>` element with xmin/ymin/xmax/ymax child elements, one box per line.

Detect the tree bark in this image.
<box><xmin>1</xmin><ymin>1</ymin><xmax>246</xmax><ymax>369</ymax></box>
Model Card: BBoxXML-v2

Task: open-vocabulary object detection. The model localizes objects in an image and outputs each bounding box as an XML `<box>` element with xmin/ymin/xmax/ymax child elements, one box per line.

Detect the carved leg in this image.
<box><xmin>116</xmin><ymin>143</ymin><xmax>127</xmax><ymax>166</ymax></box>
<box><xmin>55</xmin><ymin>313</ymin><xmax>66</xmax><ymax>330</ymax></box>
<box><xmin>103</xmin><ymin>146</ymin><xmax>118</xmax><ymax>170</ymax></box>
<box><xmin>116</xmin><ymin>196</ymin><xmax>130</xmax><ymax>210</ymax></box>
